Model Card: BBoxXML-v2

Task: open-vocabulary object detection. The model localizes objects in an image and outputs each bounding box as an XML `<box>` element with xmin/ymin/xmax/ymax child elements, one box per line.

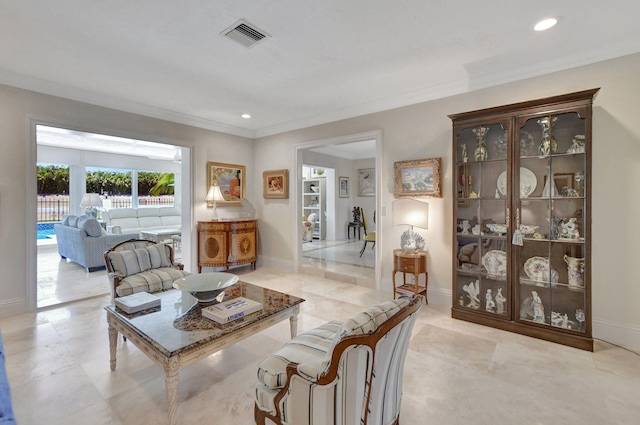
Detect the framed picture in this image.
<box><xmin>206</xmin><ymin>161</ymin><xmax>246</xmax><ymax>206</ymax></box>
<box><xmin>357</xmin><ymin>168</ymin><xmax>375</xmax><ymax>197</ymax></box>
<box><xmin>544</xmin><ymin>172</ymin><xmax>574</xmax><ymax>191</ymax></box>
<box><xmin>263</xmin><ymin>169</ymin><xmax>289</xmax><ymax>199</ymax></box>
<box><xmin>394</xmin><ymin>157</ymin><xmax>442</xmax><ymax>198</ymax></box>
<box><xmin>338</xmin><ymin>176</ymin><xmax>349</xmax><ymax>198</ymax></box>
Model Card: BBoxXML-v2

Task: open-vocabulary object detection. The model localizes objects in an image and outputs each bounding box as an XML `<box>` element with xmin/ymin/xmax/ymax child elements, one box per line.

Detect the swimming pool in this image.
<box><xmin>37</xmin><ymin>222</ymin><xmax>58</xmax><ymax>240</ymax></box>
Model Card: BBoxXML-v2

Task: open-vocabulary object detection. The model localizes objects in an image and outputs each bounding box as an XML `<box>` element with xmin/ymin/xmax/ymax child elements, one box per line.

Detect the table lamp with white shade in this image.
<box><xmin>80</xmin><ymin>193</ymin><xmax>103</xmax><ymax>218</ymax></box>
<box><xmin>206</xmin><ymin>185</ymin><xmax>225</xmax><ymax>220</ymax></box>
<box><xmin>392</xmin><ymin>199</ymin><xmax>429</xmax><ymax>252</ymax></box>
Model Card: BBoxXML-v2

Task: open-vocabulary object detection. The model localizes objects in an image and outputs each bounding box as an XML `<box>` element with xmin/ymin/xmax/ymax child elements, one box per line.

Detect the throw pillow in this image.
<box><xmin>108</xmin><ymin>250</ymin><xmax>143</xmax><ymax>278</ymax></box>
<box><xmin>77</xmin><ymin>216</ymin><xmax>102</xmax><ymax>237</ymax></box>
<box><xmin>147</xmin><ymin>243</ymin><xmax>171</xmax><ymax>268</ymax></box>
<box><xmin>133</xmin><ymin>248</ymin><xmax>152</xmax><ymax>272</ymax></box>
<box><xmin>67</xmin><ymin>215</ymin><xmax>79</xmax><ymax>227</ymax></box>
<box><xmin>60</xmin><ymin>215</ymin><xmax>72</xmax><ymax>226</ymax></box>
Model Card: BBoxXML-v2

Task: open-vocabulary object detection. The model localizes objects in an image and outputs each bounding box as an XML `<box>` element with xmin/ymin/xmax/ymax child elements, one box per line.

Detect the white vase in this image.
<box><xmin>564</xmin><ymin>255</ymin><xmax>585</xmax><ymax>291</ymax></box>
<box><xmin>542</xmin><ymin>175</ymin><xmax>559</xmax><ymax>197</ymax></box>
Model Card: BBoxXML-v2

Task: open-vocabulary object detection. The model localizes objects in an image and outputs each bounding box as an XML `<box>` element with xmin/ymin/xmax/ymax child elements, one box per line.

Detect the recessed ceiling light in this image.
<box><xmin>534</xmin><ymin>17</ymin><xmax>558</xmax><ymax>31</ymax></box>
<box><xmin>241</xmin><ymin>113</ymin><xmax>252</xmax><ymax>119</ymax></box>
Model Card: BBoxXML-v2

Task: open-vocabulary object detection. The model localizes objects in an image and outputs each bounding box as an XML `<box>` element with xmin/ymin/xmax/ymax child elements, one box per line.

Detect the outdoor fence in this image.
<box><xmin>37</xmin><ymin>195</ymin><xmax>175</xmax><ymax>222</ymax></box>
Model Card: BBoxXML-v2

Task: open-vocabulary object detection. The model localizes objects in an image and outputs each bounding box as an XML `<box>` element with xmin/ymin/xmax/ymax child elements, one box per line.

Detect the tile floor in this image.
<box><xmin>9</xmin><ymin>240</ymin><xmax>637</xmax><ymax>424</ymax></box>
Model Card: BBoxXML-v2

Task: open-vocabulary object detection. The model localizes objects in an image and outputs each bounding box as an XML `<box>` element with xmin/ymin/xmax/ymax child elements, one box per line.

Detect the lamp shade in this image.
<box><xmin>206</xmin><ymin>185</ymin><xmax>225</xmax><ymax>202</ymax></box>
<box><xmin>80</xmin><ymin>193</ymin><xmax>103</xmax><ymax>208</ymax></box>
<box><xmin>392</xmin><ymin>199</ymin><xmax>429</xmax><ymax>229</ymax></box>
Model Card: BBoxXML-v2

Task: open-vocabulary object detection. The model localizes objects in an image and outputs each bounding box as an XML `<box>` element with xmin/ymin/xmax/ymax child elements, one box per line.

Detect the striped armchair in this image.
<box><xmin>254</xmin><ymin>295</ymin><xmax>423</xmax><ymax>425</ymax></box>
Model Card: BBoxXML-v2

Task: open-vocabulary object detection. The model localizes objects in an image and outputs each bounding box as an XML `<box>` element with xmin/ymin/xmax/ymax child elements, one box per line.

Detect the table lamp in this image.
<box><xmin>206</xmin><ymin>184</ymin><xmax>225</xmax><ymax>220</ymax></box>
<box><xmin>80</xmin><ymin>193</ymin><xmax>103</xmax><ymax>218</ymax></box>
<box><xmin>392</xmin><ymin>199</ymin><xmax>429</xmax><ymax>252</ymax></box>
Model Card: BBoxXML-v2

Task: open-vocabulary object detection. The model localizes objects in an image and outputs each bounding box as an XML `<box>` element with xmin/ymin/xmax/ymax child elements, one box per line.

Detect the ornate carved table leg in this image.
<box><xmin>289</xmin><ymin>304</ymin><xmax>300</xmax><ymax>338</ymax></box>
<box><xmin>108</xmin><ymin>323</ymin><xmax>118</xmax><ymax>371</ymax></box>
<box><xmin>164</xmin><ymin>356</ymin><xmax>181</xmax><ymax>425</ymax></box>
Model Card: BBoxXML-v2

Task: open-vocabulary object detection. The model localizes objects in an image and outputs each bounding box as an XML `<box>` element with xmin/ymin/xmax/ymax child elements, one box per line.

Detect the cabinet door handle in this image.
<box><xmin>516</xmin><ymin>207</ymin><xmax>521</xmax><ymax>228</ymax></box>
<box><xmin>506</xmin><ymin>207</ymin><xmax>510</xmax><ymax>228</ymax></box>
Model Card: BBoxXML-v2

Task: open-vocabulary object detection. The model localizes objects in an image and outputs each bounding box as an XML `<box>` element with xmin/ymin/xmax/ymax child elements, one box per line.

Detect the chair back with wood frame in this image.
<box><xmin>255</xmin><ymin>295</ymin><xmax>423</xmax><ymax>425</ymax></box>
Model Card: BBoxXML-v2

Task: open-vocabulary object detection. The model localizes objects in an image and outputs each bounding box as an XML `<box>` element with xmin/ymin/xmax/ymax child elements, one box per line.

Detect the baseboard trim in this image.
<box><xmin>593</xmin><ymin>317</ymin><xmax>640</xmax><ymax>352</ymax></box>
<box><xmin>0</xmin><ymin>297</ymin><xmax>26</xmax><ymax>319</ymax></box>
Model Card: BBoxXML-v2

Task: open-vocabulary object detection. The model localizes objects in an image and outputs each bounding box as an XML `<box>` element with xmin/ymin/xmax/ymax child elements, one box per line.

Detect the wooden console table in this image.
<box><xmin>392</xmin><ymin>249</ymin><xmax>428</xmax><ymax>303</ymax></box>
<box><xmin>197</xmin><ymin>220</ymin><xmax>257</xmax><ymax>272</ymax></box>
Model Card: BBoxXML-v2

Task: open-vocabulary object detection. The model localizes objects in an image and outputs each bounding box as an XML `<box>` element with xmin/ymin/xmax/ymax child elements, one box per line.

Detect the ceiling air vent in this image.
<box><xmin>221</xmin><ymin>19</ymin><xmax>270</xmax><ymax>48</ymax></box>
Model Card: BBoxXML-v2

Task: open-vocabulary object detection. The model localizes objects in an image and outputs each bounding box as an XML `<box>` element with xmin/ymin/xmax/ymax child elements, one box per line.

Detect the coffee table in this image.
<box><xmin>105</xmin><ymin>282</ymin><xmax>304</xmax><ymax>425</ymax></box>
<box><xmin>140</xmin><ymin>228</ymin><xmax>181</xmax><ymax>243</ymax></box>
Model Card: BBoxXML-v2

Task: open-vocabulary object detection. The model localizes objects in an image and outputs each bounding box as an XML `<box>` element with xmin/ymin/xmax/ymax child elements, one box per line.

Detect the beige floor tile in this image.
<box><xmin>1</xmin><ymin>244</ymin><xmax>636</xmax><ymax>424</ymax></box>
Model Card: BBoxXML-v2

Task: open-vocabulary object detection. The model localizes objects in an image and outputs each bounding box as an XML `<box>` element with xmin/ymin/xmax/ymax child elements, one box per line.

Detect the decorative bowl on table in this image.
<box><xmin>173</xmin><ymin>272</ymin><xmax>239</xmax><ymax>303</ymax></box>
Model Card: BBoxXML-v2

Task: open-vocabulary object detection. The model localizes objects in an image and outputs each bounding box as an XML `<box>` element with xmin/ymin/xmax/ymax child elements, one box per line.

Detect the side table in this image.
<box><xmin>392</xmin><ymin>249</ymin><xmax>428</xmax><ymax>303</ymax></box>
<box><xmin>347</xmin><ymin>221</ymin><xmax>365</xmax><ymax>239</ymax></box>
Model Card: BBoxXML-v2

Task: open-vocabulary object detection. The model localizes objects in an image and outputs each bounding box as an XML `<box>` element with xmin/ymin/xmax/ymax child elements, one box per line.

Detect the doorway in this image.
<box><xmin>295</xmin><ymin>131</ymin><xmax>381</xmax><ymax>289</ymax></box>
<box><xmin>30</xmin><ymin>122</ymin><xmax>192</xmax><ymax>310</ymax></box>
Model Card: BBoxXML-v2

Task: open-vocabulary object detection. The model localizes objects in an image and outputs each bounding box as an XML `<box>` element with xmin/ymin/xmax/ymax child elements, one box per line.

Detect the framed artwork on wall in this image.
<box><xmin>263</xmin><ymin>169</ymin><xmax>289</xmax><ymax>199</ymax></box>
<box><xmin>394</xmin><ymin>157</ymin><xmax>442</xmax><ymax>198</ymax></box>
<box><xmin>338</xmin><ymin>176</ymin><xmax>349</xmax><ymax>198</ymax></box>
<box><xmin>357</xmin><ymin>168</ymin><xmax>375</xmax><ymax>197</ymax></box>
<box><xmin>206</xmin><ymin>161</ymin><xmax>246</xmax><ymax>206</ymax></box>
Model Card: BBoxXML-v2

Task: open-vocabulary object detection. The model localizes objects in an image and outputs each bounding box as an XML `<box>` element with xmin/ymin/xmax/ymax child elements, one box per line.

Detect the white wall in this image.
<box><xmin>0</xmin><ymin>84</ymin><xmax>253</xmax><ymax>316</ymax></box>
<box><xmin>2</xmin><ymin>52</ymin><xmax>640</xmax><ymax>350</ymax></box>
<box><xmin>254</xmin><ymin>53</ymin><xmax>640</xmax><ymax>350</ymax></box>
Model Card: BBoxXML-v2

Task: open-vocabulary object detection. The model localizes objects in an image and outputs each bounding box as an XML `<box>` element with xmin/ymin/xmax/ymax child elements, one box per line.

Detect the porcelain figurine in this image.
<box><xmin>495</xmin><ymin>288</ymin><xmax>506</xmax><ymax>314</ymax></box>
<box><xmin>485</xmin><ymin>289</ymin><xmax>496</xmax><ymax>313</ymax></box>
<box><xmin>461</xmin><ymin>219</ymin><xmax>471</xmax><ymax>234</ymax></box>
<box><xmin>567</xmin><ymin>135</ymin><xmax>586</xmax><ymax>154</ymax></box>
<box><xmin>463</xmin><ymin>280</ymin><xmax>480</xmax><ymax>309</ymax></box>
<box><xmin>461</xmin><ymin>143</ymin><xmax>468</xmax><ymax>162</ymax></box>
<box><xmin>532</xmin><ymin>291</ymin><xmax>545</xmax><ymax>323</ymax></box>
<box><xmin>472</xmin><ymin>126</ymin><xmax>489</xmax><ymax>161</ymax></box>
<box><xmin>560</xmin><ymin>218</ymin><xmax>580</xmax><ymax>240</ymax></box>
<box><xmin>537</xmin><ymin>117</ymin><xmax>558</xmax><ymax>155</ymax></box>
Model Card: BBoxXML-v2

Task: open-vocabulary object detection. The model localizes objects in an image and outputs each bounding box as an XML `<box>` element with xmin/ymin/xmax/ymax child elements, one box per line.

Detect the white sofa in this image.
<box><xmin>103</xmin><ymin>207</ymin><xmax>181</xmax><ymax>235</ymax></box>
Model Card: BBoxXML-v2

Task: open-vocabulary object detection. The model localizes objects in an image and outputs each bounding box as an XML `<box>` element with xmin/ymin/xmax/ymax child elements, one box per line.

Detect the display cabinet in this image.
<box><xmin>449</xmin><ymin>88</ymin><xmax>598</xmax><ymax>351</ymax></box>
<box><xmin>302</xmin><ymin>178</ymin><xmax>326</xmax><ymax>240</ymax></box>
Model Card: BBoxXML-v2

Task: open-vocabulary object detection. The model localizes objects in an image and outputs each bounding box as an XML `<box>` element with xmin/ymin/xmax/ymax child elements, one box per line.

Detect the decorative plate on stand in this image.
<box><xmin>497</xmin><ymin>167</ymin><xmax>537</xmax><ymax>198</ymax></box>
<box><xmin>482</xmin><ymin>250</ymin><xmax>507</xmax><ymax>277</ymax></box>
<box><xmin>524</xmin><ymin>257</ymin><xmax>559</xmax><ymax>285</ymax></box>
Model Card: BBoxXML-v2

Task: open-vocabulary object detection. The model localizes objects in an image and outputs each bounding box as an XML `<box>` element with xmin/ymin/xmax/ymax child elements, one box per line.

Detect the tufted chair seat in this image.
<box><xmin>254</xmin><ymin>295</ymin><xmax>423</xmax><ymax>425</ymax></box>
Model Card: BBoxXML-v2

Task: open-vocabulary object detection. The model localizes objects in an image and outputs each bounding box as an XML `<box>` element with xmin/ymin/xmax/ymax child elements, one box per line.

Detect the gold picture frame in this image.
<box><xmin>206</xmin><ymin>161</ymin><xmax>245</xmax><ymax>206</ymax></box>
<box><xmin>394</xmin><ymin>157</ymin><xmax>442</xmax><ymax>198</ymax></box>
<box><xmin>263</xmin><ymin>169</ymin><xmax>289</xmax><ymax>199</ymax></box>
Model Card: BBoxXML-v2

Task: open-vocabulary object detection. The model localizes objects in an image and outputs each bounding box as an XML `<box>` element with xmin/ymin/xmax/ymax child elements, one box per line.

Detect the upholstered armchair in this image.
<box><xmin>254</xmin><ymin>295</ymin><xmax>423</xmax><ymax>425</ymax></box>
<box><xmin>103</xmin><ymin>239</ymin><xmax>190</xmax><ymax>303</ymax></box>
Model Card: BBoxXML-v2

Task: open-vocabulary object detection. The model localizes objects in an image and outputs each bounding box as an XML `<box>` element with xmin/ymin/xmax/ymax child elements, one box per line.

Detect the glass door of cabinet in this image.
<box><xmin>515</xmin><ymin>111</ymin><xmax>588</xmax><ymax>333</ymax></box>
<box><xmin>454</xmin><ymin>121</ymin><xmax>510</xmax><ymax>317</ymax></box>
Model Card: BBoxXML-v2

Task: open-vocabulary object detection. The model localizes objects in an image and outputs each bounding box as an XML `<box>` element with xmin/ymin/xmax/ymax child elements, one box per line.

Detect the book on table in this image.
<box><xmin>114</xmin><ymin>292</ymin><xmax>161</xmax><ymax>314</ymax></box>
<box><xmin>202</xmin><ymin>297</ymin><xmax>263</xmax><ymax>324</ymax></box>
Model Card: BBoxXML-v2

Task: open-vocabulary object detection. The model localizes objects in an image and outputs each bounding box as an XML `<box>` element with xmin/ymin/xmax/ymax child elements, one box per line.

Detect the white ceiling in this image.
<box><xmin>2</xmin><ymin>1</ymin><xmax>640</xmax><ymax>139</ymax></box>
